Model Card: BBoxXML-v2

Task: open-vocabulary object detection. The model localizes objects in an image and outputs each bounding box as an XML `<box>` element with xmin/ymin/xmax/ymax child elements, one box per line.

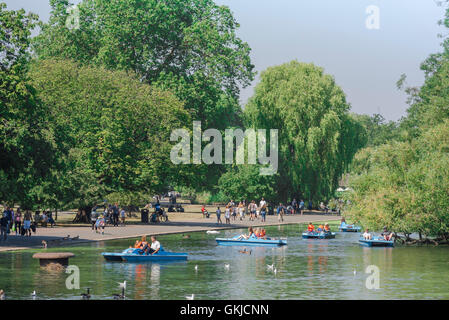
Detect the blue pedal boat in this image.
<box><xmin>359</xmin><ymin>237</ymin><xmax>394</xmax><ymax>247</ymax></box>
<box><xmin>216</xmin><ymin>235</ymin><xmax>287</xmax><ymax>246</ymax></box>
<box><xmin>339</xmin><ymin>224</ymin><xmax>362</xmax><ymax>232</ymax></box>
<box><xmin>102</xmin><ymin>247</ymin><xmax>188</xmax><ymax>262</ymax></box>
<box><xmin>302</xmin><ymin>232</ymin><xmax>336</xmax><ymax>239</ymax></box>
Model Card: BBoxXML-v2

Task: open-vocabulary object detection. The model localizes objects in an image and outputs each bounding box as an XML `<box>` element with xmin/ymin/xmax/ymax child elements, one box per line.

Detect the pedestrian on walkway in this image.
<box><xmin>277</xmin><ymin>203</ymin><xmax>285</xmax><ymax>222</ymax></box>
<box><xmin>14</xmin><ymin>208</ymin><xmax>22</xmax><ymax>235</ymax></box>
<box><xmin>91</xmin><ymin>207</ymin><xmax>98</xmax><ymax>232</ymax></box>
<box><xmin>216</xmin><ymin>207</ymin><xmax>222</xmax><ymax>224</ymax></box>
<box><xmin>120</xmin><ymin>208</ymin><xmax>126</xmax><ymax>226</ymax></box>
<box><xmin>0</xmin><ymin>215</ymin><xmax>8</xmax><ymax>241</ymax></box>
<box><xmin>260</xmin><ymin>204</ymin><xmax>267</xmax><ymax>222</ymax></box>
<box><xmin>23</xmin><ymin>210</ymin><xmax>33</xmax><ymax>237</ymax></box>
<box><xmin>225</xmin><ymin>206</ymin><xmax>231</xmax><ymax>224</ymax></box>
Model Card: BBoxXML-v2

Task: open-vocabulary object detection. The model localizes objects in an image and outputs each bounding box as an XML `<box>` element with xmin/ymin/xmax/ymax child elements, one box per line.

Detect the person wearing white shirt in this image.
<box><xmin>145</xmin><ymin>236</ymin><xmax>161</xmax><ymax>255</ymax></box>
<box><xmin>259</xmin><ymin>197</ymin><xmax>266</xmax><ymax>208</ymax></box>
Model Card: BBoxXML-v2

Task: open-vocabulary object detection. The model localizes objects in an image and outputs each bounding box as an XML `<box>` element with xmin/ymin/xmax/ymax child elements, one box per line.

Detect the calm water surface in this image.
<box><xmin>1</xmin><ymin>223</ymin><xmax>448</xmax><ymax>300</ymax></box>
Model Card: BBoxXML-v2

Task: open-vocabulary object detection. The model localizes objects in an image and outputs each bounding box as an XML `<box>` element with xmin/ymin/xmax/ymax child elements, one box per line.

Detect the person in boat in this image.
<box><xmin>324</xmin><ymin>223</ymin><xmax>331</xmax><ymax>233</ymax></box>
<box><xmin>259</xmin><ymin>228</ymin><xmax>267</xmax><ymax>239</ymax></box>
<box><xmin>381</xmin><ymin>227</ymin><xmax>394</xmax><ymax>241</ymax></box>
<box><xmin>238</xmin><ymin>227</ymin><xmax>255</xmax><ymax>240</ymax></box>
<box><xmin>340</xmin><ymin>217</ymin><xmax>347</xmax><ymax>228</ymax></box>
<box><xmin>144</xmin><ymin>236</ymin><xmax>161</xmax><ymax>255</ymax></box>
<box><xmin>134</xmin><ymin>236</ymin><xmax>147</xmax><ymax>249</ymax></box>
<box><xmin>362</xmin><ymin>228</ymin><xmax>372</xmax><ymax>240</ymax></box>
<box><xmin>317</xmin><ymin>224</ymin><xmax>324</xmax><ymax>232</ymax></box>
<box><xmin>307</xmin><ymin>222</ymin><xmax>315</xmax><ymax>233</ymax></box>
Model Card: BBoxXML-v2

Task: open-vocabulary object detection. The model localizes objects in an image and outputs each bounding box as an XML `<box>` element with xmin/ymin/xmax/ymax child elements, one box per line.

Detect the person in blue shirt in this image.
<box><xmin>299</xmin><ymin>200</ymin><xmax>305</xmax><ymax>215</ymax></box>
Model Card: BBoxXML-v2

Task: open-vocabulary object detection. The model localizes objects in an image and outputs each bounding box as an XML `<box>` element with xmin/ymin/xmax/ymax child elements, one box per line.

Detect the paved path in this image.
<box><xmin>0</xmin><ymin>214</ymin><xmax>340</xmax><ymax>252</ymax></box>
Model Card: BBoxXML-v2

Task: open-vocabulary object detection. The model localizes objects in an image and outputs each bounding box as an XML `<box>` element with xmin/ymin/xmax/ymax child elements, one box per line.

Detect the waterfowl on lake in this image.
<box><xmin>81</xmin><ymin>288</ymin><xmax>91</xmax><ymax>300</ymax></box>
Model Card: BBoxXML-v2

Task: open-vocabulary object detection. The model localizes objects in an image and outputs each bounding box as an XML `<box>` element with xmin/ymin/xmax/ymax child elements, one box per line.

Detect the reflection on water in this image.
<box><xmin>1</xmin><ymin>223</ymin><xmax>449</xmax><ymax>300</ymax></box>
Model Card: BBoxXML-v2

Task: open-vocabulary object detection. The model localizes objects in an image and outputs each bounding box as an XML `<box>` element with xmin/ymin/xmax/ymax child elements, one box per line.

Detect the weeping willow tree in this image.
<box><xmin>244</xmin><ymin>61</ymin><xmax>366</xmax><ymax>203</ymax></box>
<box><xmin>346</xmin><ymin>121</ymin><xmax>449</xmax><ymax>243</ymax></box>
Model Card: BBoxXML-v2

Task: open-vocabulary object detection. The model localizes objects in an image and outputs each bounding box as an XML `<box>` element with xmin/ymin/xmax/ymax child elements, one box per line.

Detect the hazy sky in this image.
<box><xmin>4</xmin><ymin>0</ymin><xmax>446</xmax><ymax>120</ymax></box>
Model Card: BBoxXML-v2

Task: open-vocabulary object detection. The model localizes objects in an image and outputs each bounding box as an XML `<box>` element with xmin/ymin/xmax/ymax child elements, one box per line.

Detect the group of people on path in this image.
<box><xmin>207</xmin><ymin>198</ymin><xmax>291</xmax><ymax>225</ymax></box>
<box><xmin>0</xmin><ymin>207</ymin><xmax>44</xmax><ymax>240</ymax></box>
<box><xmin>90</xmin><ymin>203</ymin><xmax>127</xmax><ymax>235</ymax></box>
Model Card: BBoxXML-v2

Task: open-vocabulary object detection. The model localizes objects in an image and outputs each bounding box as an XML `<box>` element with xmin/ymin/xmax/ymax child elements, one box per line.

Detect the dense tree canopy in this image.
<box><xmin>0</xmin><ymin>3</ymin><xmax>54</xmax><ymax>208</ymax></box>
<box><xmin>33</xmin><ymin>0</ymin><xmax>256</xmax><ymax>192</ymax></box>
<box><xmin>27</xmin><ymin>59</ymin><xmax>190</xmax><ymax>209</ymax></box>
<box><xmin>351</xmin><ymin>113</ymin><xmax>400</xmax><ymax>147</ymax></box>
<box><xmin>347</xmin><ymin>122</ymin><xmax>449</xmax><ymax>240</ymax></box>
<box><xmin>34</xmin><ymin>0</ymin><xmax>255</xmax><ymax>129</ymax></box>
<box><xmin>217</xmin><ymin>165</ymin><xmax>278</xmax><ymax>203</ymax></box>
<box><xmin>244</xmin><ymin>61</ymin><xmax>366</xmax><ymax>203</ymax></box>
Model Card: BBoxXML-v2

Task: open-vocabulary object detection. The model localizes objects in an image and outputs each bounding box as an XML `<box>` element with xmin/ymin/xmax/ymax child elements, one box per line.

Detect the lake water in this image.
<box><xmin>1</xmin><ymin>223</ymin><xmax>449</xmax><ymax>300</ymax></box>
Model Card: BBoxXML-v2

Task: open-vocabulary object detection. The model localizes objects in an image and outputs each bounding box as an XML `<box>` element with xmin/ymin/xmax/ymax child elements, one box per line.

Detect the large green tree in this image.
<box><xmin>34</xmin><ymin>0</ymin><xmax>255</xmax><ymax>129</ymax></box>
<box><xmin>34</xmin><ymin>0</ymin><xmax>255</xmax><ymax>191</ymax></box>
<box><xmin>28</xmin><ymin>59</ymin><xmax>190</xmax><ymax>209</ymax></box>
<box><xmin>244</xmin><ymin>61</ymin><xmax>366</xmax><ymax>203</ymax></box>
<box><xmin>0</xmin><ymin>3</ymin><xmax>54</xmax><ymax>208</ymax></box>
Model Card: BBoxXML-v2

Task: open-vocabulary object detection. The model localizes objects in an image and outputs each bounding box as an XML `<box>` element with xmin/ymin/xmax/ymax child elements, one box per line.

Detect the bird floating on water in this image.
<box><xmin>239</xmin><ymin>248</ymin><xmax>252</xmax><ymax>255</ymax></box>
<box><xmin>0</xmin><ymin>289</ymin><xmax>5</xmax><ymax>300</ymax></box>
<box><xmin>267</xmin><ymin>264</ymin><xmax>274</xmax><ymax>271</ymax></box>
<box><xmin>113</xmin><ymin>289</ymin><xmax>125</xmax><ymax>300</ymax></box>
<box><xmin>206</xmin><ymin>230</ymin><xmax>220</xmax><ymax>234</ymax></box>
<box><xmin>118</xmin><ymin>281</ymin><xmax>127</xmax><ymax>290</ymax></box>
<box><xmin>186</xmin><ymin>294</ymin><xmax>195</xmax><ymax>300</ymax></box>
<box><xmin>63</xmin><ymin>235</ymin><xmax>70</xmax><ymax>240</ymax></box>
<box><xmin>194</xmin><ymin>265</ymin><xmax>198</xmax><ymax>271</ymax></box>
<box><xmin>81</xmin><ymin>288</ymin><xmax>91</xmax><ymax>300</ymax></box>
<box><xmin>113</xmin><ymin>282</ymin><xmax>126</xmax><ymax>300</ymax></box>
<box><xmin>41</xmin><ymin>240</ymin><xmax>47</xmax><ymax>249</ymax></box>
<box><xmin>224</xmin><ymin>264</ymin><xmax>230</xmax><ymax>270</ymax></box>
<box><xmin>182</xmin><ymin>234</ymin><xmax>191</xmax><ymax>239</ymax></box>
<box><xmin>71</xmin><ymin>235</ymin><xmax>80</xmax><ymax>240</ymax></box>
